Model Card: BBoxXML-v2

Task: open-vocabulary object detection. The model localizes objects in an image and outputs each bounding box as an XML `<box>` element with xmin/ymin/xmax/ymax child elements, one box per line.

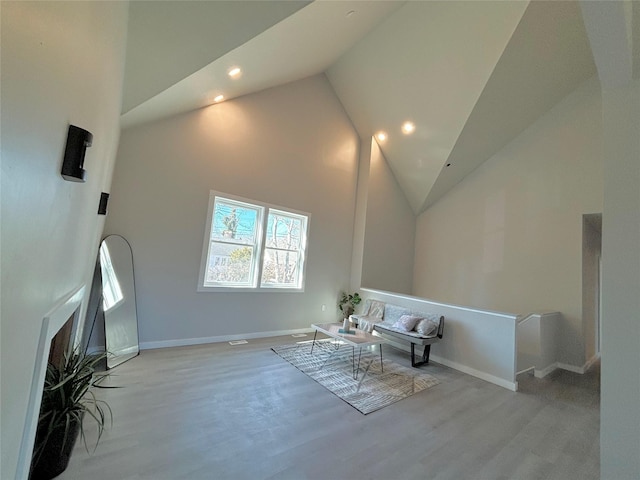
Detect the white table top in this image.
<box><xmin>311</xmin><ymin>322</ymin><xmax>386</xmax><ymax>348</ymax></box>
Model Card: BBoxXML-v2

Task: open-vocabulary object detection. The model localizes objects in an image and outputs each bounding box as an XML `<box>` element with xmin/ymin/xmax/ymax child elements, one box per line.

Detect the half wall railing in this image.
<box><xmin>359</xmin><ymin>288</ymin><xmax>520</xmax><ymax>391</ymax></box>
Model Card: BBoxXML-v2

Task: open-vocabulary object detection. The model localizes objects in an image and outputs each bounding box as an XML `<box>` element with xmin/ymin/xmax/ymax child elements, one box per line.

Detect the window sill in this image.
<box><xmin>197</xmin><ymin>286</ymin><xmax>305</xmax><ymax>293</ymax></box>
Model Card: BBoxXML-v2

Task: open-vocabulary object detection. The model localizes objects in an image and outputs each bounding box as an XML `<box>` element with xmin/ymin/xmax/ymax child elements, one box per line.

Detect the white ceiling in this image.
<box><xmin>122</xmin><ymin>0</ymin><xmax>310</xmax><ymax>112</ymax></box>
<box><xmin>121</xmin><ymin>0</ymin><xmax>596</xmax><ymax>214</ymax></box>
<box><xmin>121</xmin><ymin>1</ymin><xmax>404</xmax><ymax>128</ymax></box>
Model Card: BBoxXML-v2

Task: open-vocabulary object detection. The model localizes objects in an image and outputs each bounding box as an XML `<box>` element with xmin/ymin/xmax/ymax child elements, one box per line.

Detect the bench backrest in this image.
<box><xmin>382</xmin><ymin>302</ymin><xmax>445</xmax><ymax>338</ymax></box>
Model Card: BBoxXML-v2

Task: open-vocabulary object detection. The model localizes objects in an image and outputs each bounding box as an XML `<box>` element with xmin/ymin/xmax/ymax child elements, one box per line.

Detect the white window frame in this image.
<box><xmin>197</xmin><ymin>191</ymin><xmax>310</xmax><ymax>292</ymax></box>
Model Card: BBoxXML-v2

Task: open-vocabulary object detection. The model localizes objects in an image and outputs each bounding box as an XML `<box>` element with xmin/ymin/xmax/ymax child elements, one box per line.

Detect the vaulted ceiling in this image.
<box><xmin>121</xmin><ymin>0</ymin><xmax>596</xmax><ymax>214</ymax></box>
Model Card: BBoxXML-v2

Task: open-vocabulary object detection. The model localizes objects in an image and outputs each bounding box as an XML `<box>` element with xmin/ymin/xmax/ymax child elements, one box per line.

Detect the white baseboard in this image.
<box><xmin>516</xmin><ymin>366</ymin><xmax>535</xmax><ymax>376</ymax></box>
<box><xmin>139</xmin><ymin>327</ymin><xmax>314</xmax><ymax>350</ymax></box>
<box><xmin>536</xmin><ymin>362</ymin><xmax>583</xmax><ymax>376</ymax></box>
<box><xmin>534</xmin><ymin>363</ymin><xmax>558</xmax><ymax>378</ymax></box>
<box><xmin>534</xmin><ymin>354</ymin><xmax>600</xmax><ymax>378</ymax></box>
<box><xmin>556</xmin><ymin>362</ymin><xmax>586</xmax><ymax>374</ymax></box>
<box><xmin>583</xmin><ymin>353</ymin><xmax>600</xmax><ymax>371</ymax></box>
<box><xmin>379</xmin><ymin>337</ymin><xmax>517</xmax><ymax>391</ymax></box>
<box><xmin>430</xmin><ymin>354</ymin><xmax>518</xmax><ymax>392</ymax></box>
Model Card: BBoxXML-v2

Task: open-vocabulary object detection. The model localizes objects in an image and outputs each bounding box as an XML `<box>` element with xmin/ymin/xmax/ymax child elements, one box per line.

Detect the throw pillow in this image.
<box><xmin>393</xmin><ymin>314</ymin><xmax>423</xmax><ymax>332</ymax></box>
<box><xmin>415</xmin><ymin>318</ymin><xmax>438</xmax><ymax>336</ymax></box>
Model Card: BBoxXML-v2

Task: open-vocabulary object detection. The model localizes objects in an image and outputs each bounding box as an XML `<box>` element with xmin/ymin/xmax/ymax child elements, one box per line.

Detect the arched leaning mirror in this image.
<box><xmin>100</xmin><ymin>234</ymin><xmax>140</xmax><ymax>368</ymax></box>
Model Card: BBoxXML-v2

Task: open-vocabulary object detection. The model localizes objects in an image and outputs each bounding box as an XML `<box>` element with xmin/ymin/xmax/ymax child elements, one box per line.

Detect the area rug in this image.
<box><xmin>271</xmin><ymin>341</ymin><xmax>440</xmax><ymax>414</ymax></box>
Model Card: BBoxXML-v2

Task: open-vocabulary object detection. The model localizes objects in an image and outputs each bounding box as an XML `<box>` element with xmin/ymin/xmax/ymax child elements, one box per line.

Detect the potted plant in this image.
<box><xmin>30</xmin><ymin>349</ymin><xmax>112</xmax><ymax>480</ymax></box>
<box><xmin>338</xmin><ymin>291</ymin><xmax>362</xmax><ymax>319</ymax></box>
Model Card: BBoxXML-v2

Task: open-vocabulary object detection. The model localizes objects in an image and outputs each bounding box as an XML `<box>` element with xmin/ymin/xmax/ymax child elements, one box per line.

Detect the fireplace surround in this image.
<box><xmin>15</xmin><ymin>286</ymin><xmax>86</xmax><ymax>480</ymax></box>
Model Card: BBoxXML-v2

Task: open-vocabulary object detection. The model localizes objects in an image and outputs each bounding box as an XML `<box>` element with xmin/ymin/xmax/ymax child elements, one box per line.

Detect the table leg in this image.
<box><xmin>310</xmin><ymin>329</ymin><xmax>318</xmax><ymax>354</ymax></box>
<box><xmin>379</xmin><ymin>344</ymin><xmax>383</xmax><ymax>373</ymax></box>
<box><xmin>352</xmin><ymin>346</ymin><xmax>355</xmax><ymax>379</ymax></box>
<box><xmin>354</xmin><ymin>347</ymin><xmax>364</xmax><ymax>380</ymax></box>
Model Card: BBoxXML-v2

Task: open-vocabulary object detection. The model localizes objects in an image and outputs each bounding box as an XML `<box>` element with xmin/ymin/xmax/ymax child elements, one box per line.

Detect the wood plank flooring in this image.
<box><xmin>59</xmin><ymin>335</ymin><xmax>599</xmax><ymax>480</ymax></box>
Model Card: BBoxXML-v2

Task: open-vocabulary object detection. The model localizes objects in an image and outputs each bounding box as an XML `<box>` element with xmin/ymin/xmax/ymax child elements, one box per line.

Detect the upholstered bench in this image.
<box><xmin>351</xmin><ymin>300</ymin><xmax>445</xmax><ymax>368</ymax></box>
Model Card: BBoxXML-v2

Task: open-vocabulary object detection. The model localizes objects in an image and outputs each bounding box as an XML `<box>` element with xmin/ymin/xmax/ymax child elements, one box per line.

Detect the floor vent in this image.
<box><xmin>291</xmin><ymin>333</ymin><xmax>308</xmax><ymax>338</ymax></box>
<box><xmin>229</xmin><ymin>340</ymin><xmax>248</xmax><ymax>345</ymax></box>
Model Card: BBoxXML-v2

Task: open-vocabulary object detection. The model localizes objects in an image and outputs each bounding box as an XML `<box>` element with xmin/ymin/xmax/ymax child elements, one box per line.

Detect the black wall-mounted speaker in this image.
<box><xmin>61</xmin><ymin>124</ymin><xmax>93</xmax><ymax>182</ymax></box>
<box><xmin>98</xmin><ymin>192</ymin><xmax>110</xmax><ymax>215</ymax></box>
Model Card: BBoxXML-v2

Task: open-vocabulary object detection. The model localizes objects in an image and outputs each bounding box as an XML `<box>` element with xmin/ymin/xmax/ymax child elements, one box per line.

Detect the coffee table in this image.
<box><xmin>310</xmin><ymin>323</ymin><xmax>386</xmax><ymax>379</ymax></box>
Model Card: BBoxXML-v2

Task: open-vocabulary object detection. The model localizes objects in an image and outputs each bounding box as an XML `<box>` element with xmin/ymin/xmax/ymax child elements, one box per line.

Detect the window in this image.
<box><xmin>198</xmin><ymin>192</ymin><xmax>309</xmax><ymax>291</ymax></box>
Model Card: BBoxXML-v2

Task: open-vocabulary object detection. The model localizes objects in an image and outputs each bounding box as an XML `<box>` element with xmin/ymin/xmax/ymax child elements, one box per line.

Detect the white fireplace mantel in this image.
<box><xmin>15</xmin><ymin>285</ymin><xmax>86</xmax><ymax>480</ymax></box>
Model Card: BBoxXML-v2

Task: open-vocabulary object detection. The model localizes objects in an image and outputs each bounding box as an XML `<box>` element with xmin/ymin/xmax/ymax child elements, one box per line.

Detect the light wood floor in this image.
<box><xmin>60</xmin><ymin>335</ymin><xmax>599</xmax><ymax>480</ymax></box>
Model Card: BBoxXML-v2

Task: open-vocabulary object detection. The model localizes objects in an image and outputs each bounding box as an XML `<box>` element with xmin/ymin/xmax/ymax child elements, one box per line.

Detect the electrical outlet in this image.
<box><xmin>321</xmin><ymin>304</ymin><xmax>326</xmax><ymax>311</ymax></box>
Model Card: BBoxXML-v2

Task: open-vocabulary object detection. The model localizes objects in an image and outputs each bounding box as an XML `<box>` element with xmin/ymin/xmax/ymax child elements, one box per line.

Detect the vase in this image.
<box><xmin>343</xmin><ymin>318</ymin><xmax>351</xmax><ymax>332</ymax></box>
<box><xmin>30</xmin><ymin>416</ymin><xmax>81</xmax><ymax>480</ymax></box>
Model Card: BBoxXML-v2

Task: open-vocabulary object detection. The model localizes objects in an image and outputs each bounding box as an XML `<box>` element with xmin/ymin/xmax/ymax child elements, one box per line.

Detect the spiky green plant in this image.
<box><xmin>31</xmin><ymin>350</ymin><xmax>112</xmax><ymax>470</ymax></box>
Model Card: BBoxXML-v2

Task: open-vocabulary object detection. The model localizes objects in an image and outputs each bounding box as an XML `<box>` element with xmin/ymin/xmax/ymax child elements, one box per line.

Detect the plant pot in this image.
<box><xmin>30</xmin><ymin>416</ymin><xmax>82</xmax><ymax>480</ymax></box>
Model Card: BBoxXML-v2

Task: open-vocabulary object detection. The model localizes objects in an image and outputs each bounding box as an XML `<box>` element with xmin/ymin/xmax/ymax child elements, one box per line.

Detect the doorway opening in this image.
<box><xmin>582</xmin><ymin>213</ymin><xmax>602</xmax><ymax>364</ymax></box>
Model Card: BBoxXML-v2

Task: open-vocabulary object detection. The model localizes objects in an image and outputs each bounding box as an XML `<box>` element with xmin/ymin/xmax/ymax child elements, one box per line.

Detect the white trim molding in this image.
<box><xmin>431</xmin><ymin>355</ymin><xmax>518</xmax><ymax>392</ymax></box>
<box><xmin>16</xmin><ymin>286</ymin><xmax>86</xmax><ymax>480</ymax></box>
<box><xmin>139</xmin><ymin>327</ymin><xmax>314</xmax><ymax>350</ymax></box>
<box><xmin>533</xmin><ymin>354</ymin><xmax>601</xmax><ymax>378</ymax></box>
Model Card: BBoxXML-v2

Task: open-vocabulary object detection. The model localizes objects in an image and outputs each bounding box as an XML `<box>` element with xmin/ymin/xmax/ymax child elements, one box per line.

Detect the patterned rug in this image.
<box><xmin>271</xmin><ymin>341</ymin><xmax>440</xmax><ymax>414</ymax></box>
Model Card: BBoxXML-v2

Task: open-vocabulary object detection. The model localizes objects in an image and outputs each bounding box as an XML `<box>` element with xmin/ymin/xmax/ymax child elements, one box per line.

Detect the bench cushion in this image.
<box><xmin>375</xmin><ymin>321</ymin><xmax>441</xmax><ymax>346</ymax></box>
<box><xmin>376</xmin><ymin>310</ymin><xmax>441</xmax><ymax>339</ymax></box>
<box><xmin>354</xmin><ymin>300</ymin><xmax>443</xmax><ymax>343</ymax></box>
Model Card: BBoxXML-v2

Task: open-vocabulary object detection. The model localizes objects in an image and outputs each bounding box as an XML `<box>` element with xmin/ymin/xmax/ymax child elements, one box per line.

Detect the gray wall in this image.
<box><xmin>0</xmin><ymin>2</ymin><xmax>128</xmax><ymax>477</ymax></box>
<box><xmin>106</xmin><ymin>75</ymin><xmax>360</xmax><ymax>345</ymax></box>
<box><xmin>413</xmin><ymin>77</ymin><xmax>603</xmax><ymax>368</ymax></box>
<box><xmin>600</xmin><ymin>78</ymin><xmax>640</xmax><ymax>479</ymax></box>
<box><xmin>361</xmin><ymin>140</ymin><xmax>415</xmax><ymax>295</ymax></box>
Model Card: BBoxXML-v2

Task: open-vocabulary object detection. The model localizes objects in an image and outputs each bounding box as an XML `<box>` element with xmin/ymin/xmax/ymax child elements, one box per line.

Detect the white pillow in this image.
<box><xmin>415</xmin><ymin>318</ymin><xmax>438</xmax><ymax>336</ymax></box>
<box><xmin>392</xmin><ymin>314</ymin><xmax>423</xmax><ymax>332</ymax></box>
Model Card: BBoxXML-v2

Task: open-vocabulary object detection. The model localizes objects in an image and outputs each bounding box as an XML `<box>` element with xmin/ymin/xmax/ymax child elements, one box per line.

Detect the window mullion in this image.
<box><xmin>255</xmin><ymin>208</ymin><xmax>268</xmax><ymax>287</ymax></box>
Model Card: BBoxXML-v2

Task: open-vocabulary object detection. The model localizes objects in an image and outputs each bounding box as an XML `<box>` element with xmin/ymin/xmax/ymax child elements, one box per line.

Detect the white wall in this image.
<box><xmin>413</xmin><ymin>77</ymin><xmax>603</xmax><ymax>368</ymax></box>
<box><xmin>106</xmin><ymin>75</ymin><xmax>360</xmax><ymax>346</ymax></box>
<box><xmin>0</xmin><ymin>2</ymin><xmax>128</xmax><ymax>478</ymax></box>
<box><xmin>361</xmin><ymin>140</ymin><xmax>415</xmax><ymax>295</ymax></box>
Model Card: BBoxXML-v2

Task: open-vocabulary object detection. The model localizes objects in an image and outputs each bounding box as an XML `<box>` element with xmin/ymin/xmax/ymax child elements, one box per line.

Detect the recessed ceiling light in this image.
<box><xmin>376</xmin><ymin>132</ymin><xmax>387</xmax><ymax>142</ymax></box>
<box><xmin>402</xmin><ymin>121</ymin><xmax>415</xmax><ymax>134</ymax></box>
<box><xmin>214</xmin><ymin>94</ymin><xmax>224</xmax><ymax>103</ymax></box>
<box><xmin>228</xmin><ymin>67</ymin><xmax>242</xmax><ymax>78</ymax></box>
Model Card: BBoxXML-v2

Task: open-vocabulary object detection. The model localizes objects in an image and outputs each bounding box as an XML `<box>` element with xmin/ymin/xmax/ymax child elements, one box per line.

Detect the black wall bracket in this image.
<box><xmin>61</xmin><ymin>124</ymin><xmax>92</xmax><ymax>182</ymax></box>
